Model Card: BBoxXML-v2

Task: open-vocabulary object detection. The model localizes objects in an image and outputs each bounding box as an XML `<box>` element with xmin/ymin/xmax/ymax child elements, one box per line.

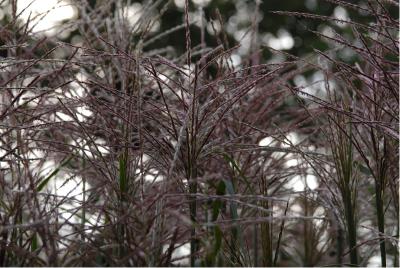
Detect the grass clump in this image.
<box><xmin>0</xmin><ymin>0</ymin><xmax>398</xmax><ymax>266</ymax></box>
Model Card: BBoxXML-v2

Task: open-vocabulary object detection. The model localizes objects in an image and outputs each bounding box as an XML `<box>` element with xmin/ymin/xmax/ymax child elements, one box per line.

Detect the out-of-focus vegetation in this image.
<box><xmin>0</xmin><ymin>0</ymin><xmax>398</xmax><ymax>266</ymax></box>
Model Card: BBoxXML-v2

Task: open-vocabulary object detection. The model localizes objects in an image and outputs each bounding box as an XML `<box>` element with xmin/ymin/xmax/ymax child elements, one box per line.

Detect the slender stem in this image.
<box><xmin>189</xmin><ymin>163</ymin><xmax>198</xmax><ymax>267</ymax></box>
<box><xmin>374</xmin><ymin>179</ymin><xmax>386</xmax><ymax>267</ymax></box>
<box><xmin>253</xmin><ymin>224</ymin><xmax>258</xmax><ymax>267</ymax></box>
<box><xmin>344</xmin><ymin>185</ymin><xmax>358</xmax><ymax>266</ymax></box>
<box><xmin>304</xmin><ymin>197</ymin><xmax>311</xmax><ymax>266</ymax></box>
<box><xmin>261</xmin><ymin>200</ymin><xmax>272</xmax><ymax>266</ymax></box>
<box><xmin>394</xmin><ymin>225</ymin><xmax>399</xmax><ymax>268</ymax></box>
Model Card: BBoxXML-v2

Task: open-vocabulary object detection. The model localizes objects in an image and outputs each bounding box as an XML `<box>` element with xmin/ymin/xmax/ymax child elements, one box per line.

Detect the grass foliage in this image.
<box><xmin>0</xmin><ymin>0</ymin><xmax>398</xmax><ymax>266</ymax></box>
